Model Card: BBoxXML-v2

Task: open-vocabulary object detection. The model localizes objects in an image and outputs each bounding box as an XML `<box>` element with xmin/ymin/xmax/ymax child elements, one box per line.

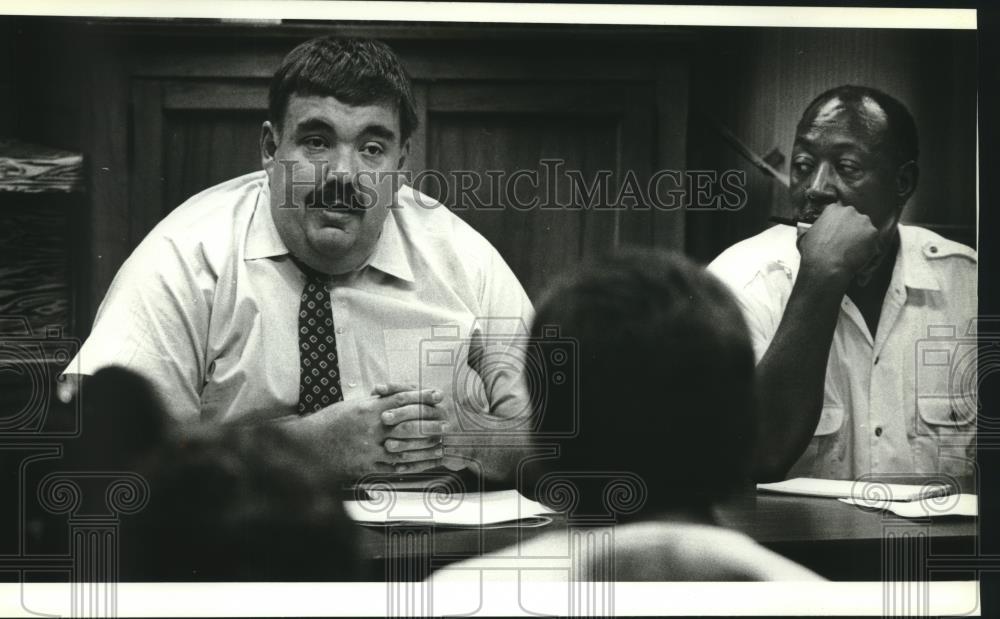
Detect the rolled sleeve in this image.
<box><xmin>707</xmin><ymin>259</ymin><xmax>788</xmax><ymax>364</ymax></box>
<box><xmin>69</xmin><ymin>236</ymin><xmax>209</xmax><ymax>422</ymax></box>
<box><xmin>733</xmin><ymin>271</ymin><xmax>788</xmax><ymax>363</ymax></box>
<box><xmin>474</xmin><ymin>249</ymin><xmax>535</xmax><ymax>425</ymax></box>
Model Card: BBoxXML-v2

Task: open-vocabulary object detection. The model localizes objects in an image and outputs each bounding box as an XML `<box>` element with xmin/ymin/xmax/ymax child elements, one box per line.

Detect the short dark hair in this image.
<box><xmin>121</xmin><ymin>423</ymin><xmax>362</xmax><ymax>580</ymax></box>
<box><xmin>527</xmin><ymin>249</ymin><xmax>757</xmax><ymax>517</ymax></box>
<box><xmin>800</xmin><ymin>85</ymin><xmax>919</xmax><ymax>165</ymax></box>
<box><xmin>269</xmin><ymin>37</ymin><xmax>419</xmax><ymax>142</ymax></box>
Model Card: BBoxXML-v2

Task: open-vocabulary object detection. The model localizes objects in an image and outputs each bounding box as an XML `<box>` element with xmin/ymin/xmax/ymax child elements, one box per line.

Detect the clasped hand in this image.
<box><xmin>290</xmin><ymin>382</ymin><xmax>452</xmax><ymax>478</ymax></box>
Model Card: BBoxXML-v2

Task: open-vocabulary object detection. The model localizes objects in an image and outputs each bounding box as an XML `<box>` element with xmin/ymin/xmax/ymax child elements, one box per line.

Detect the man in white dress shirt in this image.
<box><xmin>63</xmin><ymin>37</ymin><xmax>534</xmax><ymax>481</ymax></box>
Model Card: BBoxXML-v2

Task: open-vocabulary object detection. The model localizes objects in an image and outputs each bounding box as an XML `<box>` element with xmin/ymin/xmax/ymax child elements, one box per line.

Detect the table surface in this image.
<box><xmin>355</xmin><ymin>486</ymin><xmax>977</xmax><ymax>579</ymax></box>
<box><xmin>716</xmin><ymin>489</ymin><xmax>975</xmax><ymax>542</ymax></box>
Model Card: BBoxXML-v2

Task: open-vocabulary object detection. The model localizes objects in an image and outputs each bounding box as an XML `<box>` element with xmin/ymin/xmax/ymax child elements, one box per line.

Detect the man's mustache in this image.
<box><xmin>797</xmin><ymin>201</ymin><xmax>836</xmax><ymax>223</ymax></box>
<box><xmin>304</xmin><ymin>181</ymin><xmax>365</xmax><ymax>210</ymax></box>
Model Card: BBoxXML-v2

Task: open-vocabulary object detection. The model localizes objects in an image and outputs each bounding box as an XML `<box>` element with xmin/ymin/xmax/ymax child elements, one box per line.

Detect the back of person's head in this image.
<box><xmin>64</xmin><ymin>366</ymin><xmax>170</xmax><ymax>470</ymax></box>
<box><xmin>528</xmin><ymin>249</ymin><xmax>756</xmax><ymax>518</ymax></box>
<box><xmin>269</xmin><ymin>36</ymin><xmax>418</xmax><ymax>141</ymax></box>
<box><xmin>121</xmin><ymin>421</ymin><xmax>362</xmax><ymax>581</ymax></box>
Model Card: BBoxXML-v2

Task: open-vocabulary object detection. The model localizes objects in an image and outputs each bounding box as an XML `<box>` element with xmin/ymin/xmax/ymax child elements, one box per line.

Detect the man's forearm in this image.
<box><xmin>754</xmin><ymin>268</ymin><xmax>846</xmax><ymax>481</ymax></box>
<box><xmin>477</xmin><ymin>433</ymin><xmax>532</xmax><ymax>483</ymax></box>
<box><xmin>445</xmin><ymin>410</ymin><xmax>532</xmax><ymax>483</ymax></box>
<box><xmin>464</xmin><ymin>361</ymin><xmax>534</xmax><ymax>483</ymax></box>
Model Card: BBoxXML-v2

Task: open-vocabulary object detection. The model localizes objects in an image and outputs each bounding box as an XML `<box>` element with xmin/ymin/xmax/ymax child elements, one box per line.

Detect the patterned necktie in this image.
<box><xmin>297</xmin><ymin>267</ymin><xmax>344</xmax><ymax>415</ymax></box>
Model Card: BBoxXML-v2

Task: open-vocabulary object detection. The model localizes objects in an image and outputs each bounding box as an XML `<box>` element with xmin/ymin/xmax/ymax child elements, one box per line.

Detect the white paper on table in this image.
<box><xmin>344</xmin><ymin>489</ymin><xmax>555</xmax><ymax>528</ymax></box>
<box><xmin>839</xmin><ymin>493</ymin><xmax>977</xmax><ymax>518</ymax></box>
<box><xmin>756</xmin><ymin>477</ymin><xmax>954</xmax><ymax>501</ymax></box>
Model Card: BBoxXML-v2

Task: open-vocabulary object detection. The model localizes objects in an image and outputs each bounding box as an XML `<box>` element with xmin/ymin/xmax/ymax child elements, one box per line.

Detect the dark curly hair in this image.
<box><xmin>269</xmin><ymin>37</ymin><xmax>418</xmax><ymax>142</ymax></box>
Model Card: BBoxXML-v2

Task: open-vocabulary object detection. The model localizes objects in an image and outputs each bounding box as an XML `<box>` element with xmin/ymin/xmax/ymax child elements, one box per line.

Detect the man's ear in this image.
<box><xmin>895</xmin><ymin>160</ymin><xmax>918</xmax><ymax>205</ymax></box>
<box><xmin>261</xmin><ymin>121</ymin><xmax>279</xmax><ymax>170</ymax></box>
<box><xmin>397</xmin><ymin>138</ymin><xmax>411</xmax><ymax>171</ymax></box>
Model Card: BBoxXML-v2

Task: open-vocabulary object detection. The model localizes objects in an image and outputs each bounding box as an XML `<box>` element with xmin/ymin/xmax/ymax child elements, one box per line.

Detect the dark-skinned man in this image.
<box><xmin>709</xmin><ymin>85</ymin><xmax>976</xmax><ymax>482</ymax></box>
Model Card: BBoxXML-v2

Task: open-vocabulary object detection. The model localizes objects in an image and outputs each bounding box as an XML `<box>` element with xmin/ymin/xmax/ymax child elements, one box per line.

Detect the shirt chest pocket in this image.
<box><xmin>814</xmin><ymin>405</ymin><xmax>845</xmax><ymax>436</ymax></box>
<box><xmin>912</xmin><ymin>320</ymin><xmax>977</xmax><ymax>434</ymax></box>
<box><xmin>383</xmin><ymin>326</ymin><xmax>484</xmax><ymax>402</ymax></box>
<box><xmin>914</xmin><ymin>396</ymin><xmax>976</xmax><ymax>477</ymax></box>
<box><xmin>915</xmin><ymin>396</ymin><xmax>976</xmax><ymax>438</ymax></box>
<box><xmin>383</xmin><ymin>328</ymin><xmax>434</xmax><ymax>384</ymax></box>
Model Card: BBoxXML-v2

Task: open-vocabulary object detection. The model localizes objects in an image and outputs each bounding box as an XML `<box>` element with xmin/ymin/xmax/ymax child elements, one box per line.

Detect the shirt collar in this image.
<box><xmin>365</xmin><ymin>208</ymin><xmax>415</xmax><ymax>283</ymax></box>
<box><xmin>896</xmin><ymin>223</ymin><xmax>941</xmax><ymax>291</ymax></box>
<box><xmin>244</xmin><ymin>181</ymin><xmax>290</xmax><ymax>260</ymax></box>
<box><xmin>245</xmin><ymin>182</ymin><xmax>415</xmax><ymax>283</ymax></box>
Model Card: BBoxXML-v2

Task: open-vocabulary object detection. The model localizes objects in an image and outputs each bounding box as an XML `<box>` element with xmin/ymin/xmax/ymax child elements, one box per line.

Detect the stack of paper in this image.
<box><xmin>344</xmin><ymin>489</ymin><xmax>554</xmax><ymax>528</ymax></box>
<box><xmin>756</xmin><ymin>477</ymin><xmax>954</xmax><ymax>501</ymax></box>
<box><xmin>839</xmin><ymin>494</ymin><xmax>978</xmax><ymax>518</ymax></box>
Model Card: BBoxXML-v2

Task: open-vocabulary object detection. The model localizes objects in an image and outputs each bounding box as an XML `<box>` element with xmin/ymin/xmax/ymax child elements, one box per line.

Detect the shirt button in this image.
<box><xmin>336</xmin><ymin>327</ymin><xmax>345</xmax><ymax>335</ymax></box>
<box><xmin>348</xmin><ymin>381</ymin><xmax>357</xmax><ymax>388</ymax></box>
<box><xmin>929</xmin><ymin>245</ymin><xmax>938</xmax><ymax>254</ymax></box>
<box><xmin>875</xmin><ymin>426</ymin><xmax>883</xmax><ymax>437</ymax></box>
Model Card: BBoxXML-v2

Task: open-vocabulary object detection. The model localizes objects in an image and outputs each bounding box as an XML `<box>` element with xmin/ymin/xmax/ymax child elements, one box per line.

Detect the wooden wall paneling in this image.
<box><xmin>613</xmin><ymin>90</ymin><xmax>655</xmax><ymax>249</ymax></box>
<box><xmin>81</xmin><ymin>26</ymin><xmax>694</xmax><ymax>319</ymax></box>
<box><xmin>568</xmin><ymin>83</ymin><xmax>656</xmax><ymax>264</ymax></box>
<box><xmin>408</xmin><ymin>82</ymin><xmax>429</xmax><ymax>176</ymax></box>
<box><xmin>0</xmin><ymin>19</ymin><xmax>18</xmax><ymax>138</ymax></box>
<box><xmin>423</xmin><ymin>80</ymin><xmax>654</xmax><ymax>300</ymax></box>
<box><xmin>8</xmin><ymin>22</ymin><xmax>92</xmax><ymax>337</ymax></box>
<box><xmin>134</xmin><ymin>49</ymin><xmax>286</xmax><ymax>80</ymax></box>
<box><xmin>78</xmin><ymin>21</ymin><xmax>692</xmax><ymax>46</ymax></box>
<box><xmin>160</xmin><ymin>80</ymin><xmax>267</xmax><ymax>210</ymax></box>
<box><xmin>574</xmin><ymin>122</ymin><xmax>622</xmax><ymax>275</ymax></box>
<box><xmin>426</xmin><ymin>111</ymin><xmax>603</xmax><ymax>300</ymax></box>
<box><xmin>907</xmin><ymin>31</ymin><xmax>976</xmax><ymax>248</ymax></box>
<box><xmin>137</xmin><ymin>46</ymin><xmax>654</xmax><ymax>82</ymax></box>
<box><xmin>130</xmin><ymin>79</ymin><xmax>269</xmax><ymax>239</ymax></box>
<box><xmin>161</xmin><ymin>110</ymin><xmax>264</xmax><ymax>212</ymax></box>
<box><xmin>403</xmin><ymin>49</ymin><xmax>655</xmax><ymax>82</ymax></box>
<box><xmin>425</xmin><ymin>82</ymin><xmax>633</xmax><ymax>114</ymax></box>
<box><xmin>129</xmin><ymin>80</ymin><xmax>165</xmax><ymax>250</ymax></box>
<box><xmin>87</xmin><ymin>45</ymin><xmax>131</xmax><ymax>328</ymax></box>
<box><xmin>652</xmin><ymin>57</ymin><xmax>690</xmax><ymax>251</ymax></box>
<box><xmin>161</xmin><ymin>80</ymin><xmax>267</xmax><ymax>110</ymax></box>
<box><xmin>0</xmin><ymin>198</ymin><xmax>73</xmax><ymax>335</ymax></box>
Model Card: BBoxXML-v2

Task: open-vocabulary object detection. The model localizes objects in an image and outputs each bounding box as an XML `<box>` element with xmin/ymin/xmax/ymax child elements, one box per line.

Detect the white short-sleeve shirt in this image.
<box><xmin>708</xmin><ymin>224</ymin><xmax>977</xmax><ymax>480</ymax></box>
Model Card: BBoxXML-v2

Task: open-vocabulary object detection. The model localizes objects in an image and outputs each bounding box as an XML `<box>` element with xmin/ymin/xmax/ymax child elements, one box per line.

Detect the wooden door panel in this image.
<box><xmin>421</xmin><ymin>81</ymin><xmax>653</xmax><ymax>300</ymax></box>
<box><xmin>426</xmin><ymin>112</ymin><xmax>619</xmax><ymax>299</ymax></box>
<box><xmin>162</xmin><ymin>111</ymin><xmax>262</xmax><ymax>212</ymax></box>
<box><xmin>130</xmin><ymin>79</ymin><xmax>267</xmax><ymax>246</ymax></box>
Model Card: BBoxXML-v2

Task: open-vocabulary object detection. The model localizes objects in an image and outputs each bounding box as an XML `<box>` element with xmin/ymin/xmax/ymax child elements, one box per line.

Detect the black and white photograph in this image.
<box><xmin>0</xmin><ymin>2</ymin><xmax>991</xmax><ymax>616</ymax></box>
